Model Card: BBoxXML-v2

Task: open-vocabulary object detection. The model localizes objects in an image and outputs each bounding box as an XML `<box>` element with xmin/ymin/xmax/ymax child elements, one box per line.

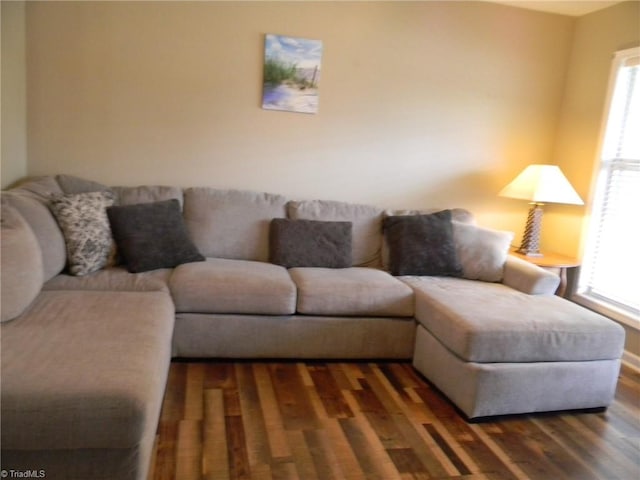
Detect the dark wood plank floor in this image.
<box><xmin>149</xmin><ymin>361</ymin><xmax>640</xmax><ymax>480</ymax></box>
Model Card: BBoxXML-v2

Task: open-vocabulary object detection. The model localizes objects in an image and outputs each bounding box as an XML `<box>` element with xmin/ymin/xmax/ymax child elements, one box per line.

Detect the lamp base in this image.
<box><xmin>516</xmin><ymin>249</ymin><xmax>543</xmax><ymax>257</ymax></box>
<box><xmin>517</xmin><ymin>203</ymin><xmax>544</xmax><ymax>256</ymax></box>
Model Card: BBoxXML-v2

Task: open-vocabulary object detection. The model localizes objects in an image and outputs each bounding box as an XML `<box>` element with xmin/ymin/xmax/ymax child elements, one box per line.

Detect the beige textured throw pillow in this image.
<box><xmin>49</xmin><ymin>191</ymin><xmax>116</xmax><ymax>276</ymax></box>
<box><xmin>452</xmin><ymin>221</ymin><xmax>514</xmax><ymax>282</ymax></box>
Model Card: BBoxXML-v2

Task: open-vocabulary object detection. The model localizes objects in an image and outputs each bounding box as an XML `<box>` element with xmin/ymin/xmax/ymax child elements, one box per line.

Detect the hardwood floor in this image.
<box><xmin>149</xmin><ymin>361</ymin><xmax>640</xmax><ymax>480</ymax></box>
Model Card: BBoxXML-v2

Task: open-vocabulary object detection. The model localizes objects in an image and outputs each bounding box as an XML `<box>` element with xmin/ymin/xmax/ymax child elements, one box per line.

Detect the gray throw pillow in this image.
<box><xmin>287</xmin><ymin>199</ymin><xmax>383</xmax><ymax>268</ymax></box>
<box><xmin>49</xmin><ymin>191</ymin><xmax>116</xmax><ymax>276</ymax></box>
<box><xmin>107</xmin><ymin>199</ymin><xmax>205</xmax><ymax>273</ymax></box>
<box><xmin>269</xmin><ymin>219</ymin><xmax>353</xmax><ymax>268</ymax></box>
<box><xmin>383</xmin><ymin>210</ymin><xmax>462</xmax><ymax>277</ymax></box>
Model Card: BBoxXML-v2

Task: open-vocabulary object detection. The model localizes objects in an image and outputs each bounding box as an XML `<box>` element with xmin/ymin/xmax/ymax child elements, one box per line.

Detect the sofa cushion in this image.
<box><xmin>404</xmin><ymin>276</ymin><xmax>625</xmax><ymax>363</ymax></box>
<box><xmin>385</xmin><ymin>207</ymin><xmax>475</xmax><ymax>224</ymax></box>
<box><xmin>49</xmin><ymin>191</ymin><xmax>116</xmax><ymax>276</ymax></box>
<box><xmin>0</xmin><ymin>201</ymin><xmax>44</xmax><ymax>322</ymax></box>
<box><xmin>107</xmin><ymin>199</ymin><xmax>205</xmax><ymax>273</ymax></box>
<box><xmin>112</xmin><ymin>185</ymin><xmax>184</xmax><ymax>208</ymax></box>
<box><xmin>287</xmin><ymin>199</ymin><xmax>383</xmax><ymax>268</ymax></box>
<box><xmin>44</xmin><ymin>267</ymin><xmax>171</xmax><ymax>292</ymax></box>
<box><xmin>452</xmin><ymin>221</ymin><xmax>514</xmax><ymax>282</ymax></box>
<box><xmin>170</xmin><ymin>258</ymin><xmax>297</xmax><ymax>315</ymax></box>
<box><xmin>289</xmin><ymin>267</ymin><xmax>414</xmax><ymax>317</ymax></box>
<box><xmin>269</xmin><ymin>219</ymin><xmax>352</xmax><ymax>268</ymax></box>
<box><xmin>56</xmin><ymin>174</ymin><xmax>111</xmax><ymax>194</ymax></box>
<box><xmin>0</xmin><ymin>290</ymin><xmax>174</xmax><ymax>450</ymax></box>
<box><xmin>12</xmin><ymin>176</ymin><xmax>64</xmax><ymax>199</ymax></box>
<box><xmin>1</xmin><ymin>189</ymin><xmax>66</xmax><ymax>281</ymax></box>
<box><xmin>183</xmin><ymin>188</ymin><xmax>287</xmax><ymax>261</ymax></box>
<box><xmin>383</xmin><ymin>210</ymin><xmax>462</xmax><ymax>277</ymax></box>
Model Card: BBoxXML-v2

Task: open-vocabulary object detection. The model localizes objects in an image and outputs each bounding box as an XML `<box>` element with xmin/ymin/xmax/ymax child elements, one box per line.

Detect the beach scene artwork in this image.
<box><xmin>262</xmin><ymin>34</ymin><xmax>323</xmax><ymax>114</ymax></box>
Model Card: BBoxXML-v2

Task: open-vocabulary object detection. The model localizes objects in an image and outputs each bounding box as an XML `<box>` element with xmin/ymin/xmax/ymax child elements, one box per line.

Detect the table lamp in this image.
<box><xmin>499</xmin><ymin>164</ymin><xmax>583</xmax><ymax>257</ymax></box>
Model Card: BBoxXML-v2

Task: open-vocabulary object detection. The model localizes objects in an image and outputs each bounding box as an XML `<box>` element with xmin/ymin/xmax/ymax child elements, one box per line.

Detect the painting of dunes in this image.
<box><xmin>262</xmin><ymin>34</ymin><xmax>323</xmax><ymax>114</ymax></box>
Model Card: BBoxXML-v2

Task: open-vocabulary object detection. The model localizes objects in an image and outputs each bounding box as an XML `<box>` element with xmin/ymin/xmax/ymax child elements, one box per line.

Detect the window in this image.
<box><xmin>576</xmin><ymin>47</ymin><xmax>640</xmax><ymax>325</ymax></box>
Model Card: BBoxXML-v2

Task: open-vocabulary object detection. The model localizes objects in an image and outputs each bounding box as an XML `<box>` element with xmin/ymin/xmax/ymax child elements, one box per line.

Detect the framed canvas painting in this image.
<box><xmin>262</xmin><ymin>34</ymin><xmax>323</xmax><ymax>114</ymax></box>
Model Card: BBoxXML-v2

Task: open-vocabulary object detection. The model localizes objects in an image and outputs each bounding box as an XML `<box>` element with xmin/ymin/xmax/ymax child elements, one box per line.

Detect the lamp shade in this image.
<box><xmin>499</xmin><ymin>164</ymin><xmax>583</xmax><ymax>205</ymax></box>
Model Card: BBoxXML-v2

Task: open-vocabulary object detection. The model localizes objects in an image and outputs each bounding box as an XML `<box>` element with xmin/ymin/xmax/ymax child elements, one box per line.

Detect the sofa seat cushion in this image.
<box><xmin>170</xmin><ymin>258</ymin><xmax>297</xmax><ymax>315</ymax></box>
<box><xmin>403</xmin><ymin>276</ymin><xmax>625</xmax><ymax>363</ymax></box>
<box><xmin>43</xmin><ymin>266</ymin><xmax>171</xmax><ymax>292</ymax></box>
<box><xmin>0</xmin><ymin>290</ymin><xmax>174</xmax><ymax>450</ymax></box>
<box><xmin>289</xmin><ymin>267</ymin><xmax>414</xmax><ymax>317</ymax></box>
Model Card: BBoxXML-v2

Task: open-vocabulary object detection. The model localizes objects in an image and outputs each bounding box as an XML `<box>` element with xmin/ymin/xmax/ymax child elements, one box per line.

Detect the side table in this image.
<box><xmin>510</xmin><ymin>249</ymin><xmax>581</xmax><ymax>297</ymax></box>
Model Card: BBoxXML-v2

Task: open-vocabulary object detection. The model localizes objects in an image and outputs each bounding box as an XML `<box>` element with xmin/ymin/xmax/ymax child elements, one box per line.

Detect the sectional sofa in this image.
<box><xmin>1</xmin><ymin>174</ymin><xmax>625</xmax><ymax>480</ymax></box>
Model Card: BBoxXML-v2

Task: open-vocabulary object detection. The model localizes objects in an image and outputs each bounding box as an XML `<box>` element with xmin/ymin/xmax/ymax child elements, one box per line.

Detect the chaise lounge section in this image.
<box><xmin>407</xmin><ymin>274</ymin><xmax>625</xmax><ymax>419</ymax></box>
<box><xmin>1</xmin><ymin>174</ymin><xmax>626</xmax><ymax>479</ymax></box>
<box><xmin>1</xmin><ymin>198</ymin><xmax>174</xmax><ymax>480</ymax></box>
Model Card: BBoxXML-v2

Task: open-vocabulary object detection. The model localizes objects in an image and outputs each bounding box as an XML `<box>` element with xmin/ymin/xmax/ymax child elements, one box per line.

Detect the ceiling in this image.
<box><xmin>489</xmin><ymin>1</ymin><xmax>622</xmax><ymax>16</ymax></box>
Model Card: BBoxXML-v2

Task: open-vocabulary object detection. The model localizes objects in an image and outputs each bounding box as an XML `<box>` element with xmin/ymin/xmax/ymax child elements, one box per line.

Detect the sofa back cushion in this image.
<box><xmin>112</xmin><ymin>185</ymin><xmax>184</xmax><ymax>208</ymax></box>
<box><xmin>11</xmin><ymin>175</ymin><xmax>64</xmax><ymax>198</ymax></box>
<box><xmin>287</xmin><ymin>199</ymin><xmax>384</xmax><ymax>268</ymax></box>
<box><xmin>1</xmin><ymin>200</ymin><xmax>44</xmax><ymax>322</ymax></box>
<box><xmin>56</xmin><ymin>174</ymin><xmax>111</xmax><ymax>194</ymax></box>
<box><xmin>183</xmin><ymin>188</ymin><xmax>287</xmax><ymax>261</ymax></box>
<box><xmin>2</xmin><ymin>178</ymin><xmax>67</xmax><ymax>281</ymax></box>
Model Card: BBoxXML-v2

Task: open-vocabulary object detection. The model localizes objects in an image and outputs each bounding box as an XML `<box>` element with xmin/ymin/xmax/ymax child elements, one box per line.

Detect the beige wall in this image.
<box><xmin>24</xmin><ymin>0</ymin><xmax>573</xmax><ymax>233</ymax></box>
<box><xmin>5</xmin><ymin>1</ymin><xmax>640</xmax><ymax>360</ymax></box>
<box><xmin>547</xmin><ymin>0</ymin><xmax>640</xmax><ymax>258</ymax></box>
<box><xmin>1</xmin><ymin>0</ymin><xmax>27</xmax><ymax>189</ymax></box>
<box><xmin>550</xmin><ymin>0</ymin><xmax>640</xmax><ymax>360</ymax></box>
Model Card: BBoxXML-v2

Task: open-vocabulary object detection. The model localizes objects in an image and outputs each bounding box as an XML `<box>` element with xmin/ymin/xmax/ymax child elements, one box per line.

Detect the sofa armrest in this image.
<box><xmin>502</xmin><ymin>255</ymin><xmax>560</xmax><ymax>295</ymax></box>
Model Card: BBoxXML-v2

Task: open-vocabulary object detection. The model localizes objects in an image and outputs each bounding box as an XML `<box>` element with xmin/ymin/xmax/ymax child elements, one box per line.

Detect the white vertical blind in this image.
<box><xmin>578</xmin><ymin>47</ymin><xmax>640</xmax><ymax>321</ymax></box>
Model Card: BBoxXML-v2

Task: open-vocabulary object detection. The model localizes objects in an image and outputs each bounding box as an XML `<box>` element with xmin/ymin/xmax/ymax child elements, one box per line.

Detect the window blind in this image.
<box><xmin>578</xmin><ymin>47</ymin><xmax>640</xmax><ymax>321</ymax></box>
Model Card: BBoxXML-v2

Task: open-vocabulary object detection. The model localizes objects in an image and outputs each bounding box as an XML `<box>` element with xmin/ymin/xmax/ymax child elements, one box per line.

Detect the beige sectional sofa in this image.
<box><xmin>1</xmin><ymin>175</ymin><xmax>625</xmax><ymax>480</ymax></box>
